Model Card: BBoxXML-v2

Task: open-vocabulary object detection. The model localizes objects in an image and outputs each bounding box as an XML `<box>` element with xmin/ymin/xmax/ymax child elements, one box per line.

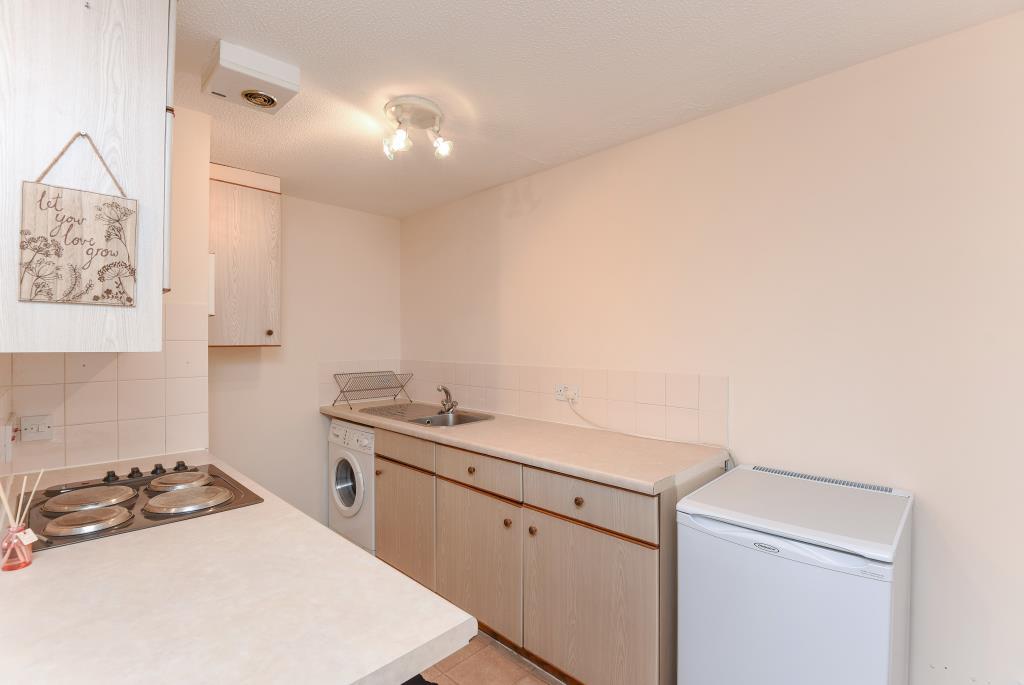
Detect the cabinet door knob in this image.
<box><xmin>574</xmin><ymin>496</ymin><xmax>585</xmax><ymax>507</ymax></box>
<box><xmin>375</xmin><ymin>469</ymin><xmax>382</xmax><ymax>476</ymax></box>
<box><xmin>528</xmin><ymin>525</ymin><xmax>538</xmax><ymax>536</ymax></box>
<box><xmin>266</xmin><ymin>329</ymin><xmax>274</xmax><ymax>336</ymax></box>
<box><xmin>503</xmin><ymin>518</ymin><xmax>512</xmax><ymax>528</ymax></box>
<box><xmin>467</xmin><ymin>466</ymin><xmax>476</xmax><ymax>475</ymax></box>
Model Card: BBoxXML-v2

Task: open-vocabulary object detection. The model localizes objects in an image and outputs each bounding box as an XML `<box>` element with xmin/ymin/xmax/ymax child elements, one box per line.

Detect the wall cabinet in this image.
<box><xmin>208</xmin><ymin>169</ymin><xmax>282</xmax><ymax>346</ymax></box>
<box><xmin>436</xmin><ymin>479</ymin><xmax>523</xmax><ymax>644</ymax></box>
<box><xmin>523</xmin><ymin>508</ymin><xmax>659</xmax><ymax>684</ymax></box>
<box><xmin>375</xmin><ymin>457</ymin><xmax>435</xmax><ymax>589</ymax></box>
<box><xmin>0</xmin><ymin>0</ymin><xmax>173</xmax><ymax>352</ymax></box>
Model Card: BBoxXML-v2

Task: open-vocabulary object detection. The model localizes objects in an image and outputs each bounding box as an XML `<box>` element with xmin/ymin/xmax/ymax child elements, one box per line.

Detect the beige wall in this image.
<box><xmin>209</xmin><ymin>196</ymin><xmax>400</xmax><ymax>521</ymax></box>
<box><xmin>0</xmin><ymin>108</ymin><xmax>211</xmax><ymax>475</ymax></box>
<box><xmin>401</xmin><ymin>13</ymin><xmax>1024</xmax><ymax>684</ymax></box>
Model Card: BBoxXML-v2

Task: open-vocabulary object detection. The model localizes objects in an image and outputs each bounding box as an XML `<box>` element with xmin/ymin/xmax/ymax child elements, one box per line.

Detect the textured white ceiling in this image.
<box><xmin>175</xmin><ymin>0</ymin><xmax>1023</xmax><ymax>217</ymax></box>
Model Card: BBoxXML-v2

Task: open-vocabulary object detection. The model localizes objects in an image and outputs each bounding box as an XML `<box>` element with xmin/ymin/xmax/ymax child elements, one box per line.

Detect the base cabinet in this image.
<box><xmin>374</xmin><ymin>458</ymin><xmax>435</xmax><ymax>589</ymax></box>
<box><xmin>436</xmin><ymin>479</ymin><xmax>523</xmax><ymax>644</ymax></box>
<box><xmin>523</xmin><ymin>508</ymin><xmax>660</xmax><ymax>685</ymax></box>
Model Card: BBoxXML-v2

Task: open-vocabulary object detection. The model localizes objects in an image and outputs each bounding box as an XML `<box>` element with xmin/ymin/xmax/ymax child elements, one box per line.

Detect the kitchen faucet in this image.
<box><xmin>437</xmin><ymin>385</ymin><xmax>459</xmax><ymax>414</ymax></box>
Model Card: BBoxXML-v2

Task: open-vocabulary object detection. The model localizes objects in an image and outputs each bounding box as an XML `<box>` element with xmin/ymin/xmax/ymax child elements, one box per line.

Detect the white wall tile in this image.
<box><xmin>464</xmin><ymin>386</ymin><xmax>486</xmax><ymax>409</ymax></box>
<box><xmin>65</xmin><ymin>353</ymin><xmax>117</xmax><ymax>383</ymax></box>
<box><xmin>667</xmin><ymin>373</ymin><xmax>700</xmax><ymax>409</ymax></box>
<box><xmin>699</xmin><ymin>375</ymin><xmax>729</xmax><ymax>414</ymax></box>
<box><xmin>13</xmin><ymin>353</ymin><xmax>64</xmax><ymax>385</ymax></box>
<box><xmin>492</xmin><ymin>365</ymin><xmax>520</xmax><ymax>390</ymax></box>
<box><xmin>117</xmin><ymin>379</ymin><xmax>166</xmax><ymax>420</ymax></box>
<box><xmin>484</xmin><ymin>388</ymin><xmax>519</xmax><ymax>415</ymax></box>
<box><xmin>12</xmin><ymin>427</ymin><xmax>66</xmax><ymax>472</ymax></box>
<box><xmin>699</xmin><ymin>410</ymin><xmax>729</xmax><ymax>446</ymax></box>
<box><xmin>518</xmin><ymin>390</ymin><xmax>546</xmax><ymax>420</ymax></box>
<box><xmin>165</xmin><ymin>302</ymin><xmax>209</xmax><ymax>341</ymax></box>
<box><xmin>581</xmin><ymin>368</ymin><xmax>607</xmax><ymax>399</ymax></box>
<box><xmin>0</xmin><ymin>353</ymin><xmax>12</xmax><ymax>386</ymax></box>
<box><xmin>606</xmin><ymin>399</ymin><xmax>636</xmax><ymax>433</ymax></box>
<box><xmin>166</xmin><ymin>377</ymin><xmax>208</xmax><ymax>416</ymax></box>
<box><xmin>118</xmin><ymin>417</ymin><xmax>166</xmax><ymax>460</ymax></box>
<box><xmin>455</xmin><ymin>363</ymin><xmax>475</xmax><ymax>387</ymax></box>
<box><xmin>518</xmin><ymin>366</ymin><xmax>544</xmax><ymax>393</ymax></box>
<box><xmin>66</xmin><ymin>422</ymin><xmax>118</xmax><ymax>465</ymax></box>
<box><xmin>13</xmin><ymin>384</ymin><xmax>65</xmax><ymax>426</ymax></box>
<box><xmin>437</xmin><ymin>362</ymin><xmax>457</xmax><ymax>385</ymax></box>
<box><xmin>65</xmin><ymin>382</ymin><xmax>116</xmax><ymax>425</ymax></box>
<box><xmin>569</xmin><ymin>396</ymin><xmax>607</xmax><ymax>428</ymax></box>
<box><xmin>635</xmin><ymin>372</ymin><xmax>666</xmax><ymax>405</ymax></box>
<box><xmin>635</xmin><ymin>403</ymin><xmax>667</xmax><ymax>438</ymax></box>
<box><xmin>318</xmin><ymin>382</ymin><xmax>339</xmax><ymax>407</ymax></box>
<box><xmin>666</xmin><ymin>406</ymin><xmax>700</xmax><ymax>442</ymax></box>
<box><xmin>166</xmin><ymin>413</ymin><xmax>208</xmax><ymax>453</ymax></box>
<box><xmin>117</xmin><ymin>351</ymin><xmax>165</xmax><ymax>380</ymax></box>
<box><xmin>165</xmin><ymin>341</ymin><xmax>208</xmax><ymax>378</ymax></box>
<box><xmin>606</xmin><ymin>370</ymin><xmax>636</xmax><ymax>402</ymax></box>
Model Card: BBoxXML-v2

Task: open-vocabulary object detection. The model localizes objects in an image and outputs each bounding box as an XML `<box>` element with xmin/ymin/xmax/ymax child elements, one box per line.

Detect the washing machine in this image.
<box><xmin>327</xmin><ymin>419</ymin><xmax>375</xmax><ymax>553</ymax></box>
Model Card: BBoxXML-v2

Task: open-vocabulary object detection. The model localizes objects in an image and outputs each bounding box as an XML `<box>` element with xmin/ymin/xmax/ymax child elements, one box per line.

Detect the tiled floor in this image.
<box><xmin>421</xmin><ymin>632</ymin><xmax>565</xmax><ymax>685</ymax></box>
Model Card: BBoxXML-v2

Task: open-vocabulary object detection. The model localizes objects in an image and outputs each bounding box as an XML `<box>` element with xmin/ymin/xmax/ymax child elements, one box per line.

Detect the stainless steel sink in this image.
<box><xmin>409</xmin><ymin>411</ymin><xmax>493</xmax><ymax>427</ymax></box>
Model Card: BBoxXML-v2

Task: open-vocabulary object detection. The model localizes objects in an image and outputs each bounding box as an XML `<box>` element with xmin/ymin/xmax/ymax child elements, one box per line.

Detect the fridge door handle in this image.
<box><xmin>682</xmin><ymin>514</ymin><xmax>880</xmax><ymax>574</ymax></box>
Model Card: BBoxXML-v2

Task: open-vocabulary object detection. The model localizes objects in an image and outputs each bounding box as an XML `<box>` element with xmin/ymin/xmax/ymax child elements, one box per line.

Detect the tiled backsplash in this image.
<box><xmin>0</xmin><ymin>302</ymin><xmax>209</xmax><ymax>475</ymax></box>
<box><xmin>396</xmin><ymin>361</ymin><xmax>729</xmax><ymax>446</ymax></box>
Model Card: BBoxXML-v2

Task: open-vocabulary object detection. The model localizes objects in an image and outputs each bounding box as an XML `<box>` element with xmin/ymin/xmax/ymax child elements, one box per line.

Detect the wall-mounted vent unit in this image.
<box><xmin>202</xmin><ymin>40</ymin><xmax>300</xmax><ymax>115</ymax></box>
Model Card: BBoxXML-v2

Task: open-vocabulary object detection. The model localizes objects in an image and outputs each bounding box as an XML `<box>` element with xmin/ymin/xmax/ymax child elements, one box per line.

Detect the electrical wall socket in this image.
<box><xmin>555</xmin><ymin>385</ymin><xmax>580</xmax><ymax>402</ymax></box>
<box><xmin>20</xmin><ymin>415</ymin><xmax>53</xmax><ymax>442</ymax></box>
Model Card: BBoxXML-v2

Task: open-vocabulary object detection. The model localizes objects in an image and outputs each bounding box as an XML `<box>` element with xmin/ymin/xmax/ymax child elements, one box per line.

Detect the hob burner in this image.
<box><xmin>148</xmin><ymin>471</ymin><xmax>213</xmax><ymax>492</ymax></box>
<box><xmin>42</xmin><ymin>485</ymin><xmax>136</xmax><ymax>513</ymax></box>
<box><xmin>44</xmin><ymin>506</ymin><xmax>134</xmax><ymax>537</ymax></box>
<box><xmin>144</xmin><ymin>486</ymin><xmax>234</xmax><ymax>515</ymax></box>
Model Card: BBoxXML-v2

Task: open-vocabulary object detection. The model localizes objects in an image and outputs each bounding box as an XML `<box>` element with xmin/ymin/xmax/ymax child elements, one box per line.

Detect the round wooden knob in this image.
<box><xmin>375</xmin><ymin>469</ymin><xmax>382</xmax><ymax>476</ymax></box>
<box><xmin>574</xmin><ymin>496</ymin><xmax>585</xmax><ymax>507</ymax></box>
<box><xmin>503</xmin><ymin>518</ymin><xmax>512</xmax><ymax>528</ymax></box>
<box><xmin>265</xmin><ymin>329</ymin><xmax>274</xmax><ymax>336</ymax></box>
<box><xmin>528</xmin><ymin>526</ymin><xmax>538</xmax><ymax>536</ymax></box>
<box><xmin>467</xmin><ymin>466</ymin><xmax>476</xmax><ymax>475</ymax></box>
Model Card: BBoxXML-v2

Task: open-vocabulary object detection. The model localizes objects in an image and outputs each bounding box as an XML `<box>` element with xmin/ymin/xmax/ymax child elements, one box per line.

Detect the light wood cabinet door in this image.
<box><xmin>208</xmin><ymin>179</ymin><xmax>281</xmax><ymax>346</ymax></box>
<box><xmin>436</xmin><ymin>479</ymin><xmax>523</xmax><ymax>644</ymax></box>
<box><xmin>0</xmin><ymin>0</ymin><xmax>170</xmax><ymax>352</ymax></box>
<box><xmin>523</xmin><ymin>508</ymin><xmax>659</xmax><ymax>685</ymax></box>
<box><xmin>375</xmin><ymin>457</ymin><xmax>435</xmax><ymax>589</ymax></box>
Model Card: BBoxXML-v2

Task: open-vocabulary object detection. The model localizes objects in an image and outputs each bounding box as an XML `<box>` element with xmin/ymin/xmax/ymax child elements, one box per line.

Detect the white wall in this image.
<box><xmin>401</xmin><ymin>13</ymin><xmax>1024</xmax><ymax>684</ymax></box>
<box><xmin>209</xmin><ymin>196</ymin><xmax>400</xmax><ymax>521</ymax></box>
<box><xmin>0</xmin><ymin>108</ymin><xmax>211</xmax><ymax>475</ymax></box>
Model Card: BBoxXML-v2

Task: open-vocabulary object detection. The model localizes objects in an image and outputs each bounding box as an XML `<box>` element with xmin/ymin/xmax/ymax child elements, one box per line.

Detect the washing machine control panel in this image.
<box><xmin>329</xmin><ymin>420</ymin><xmax>375</xmax><ymax>454</ymax></box>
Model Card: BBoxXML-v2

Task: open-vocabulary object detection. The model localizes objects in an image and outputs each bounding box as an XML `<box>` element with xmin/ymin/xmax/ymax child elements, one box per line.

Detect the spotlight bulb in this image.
<box><xmin>390</xmin><ymin>126</ymin><xmax>411</xmax><ymax>152</ymax></box>
<box><xmin>428</xmin><ymin>129</ymin><xmax>453</xmax><ymax>158</ymax></box>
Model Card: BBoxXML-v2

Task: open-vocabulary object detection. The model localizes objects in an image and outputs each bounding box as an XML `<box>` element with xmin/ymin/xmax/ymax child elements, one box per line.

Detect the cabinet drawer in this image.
<box><xmin>523</xmin><ymin>467</ymin><xmax>658</xmax><ymax>544</ymax></box>
<box><xmin>436</xmin><ymin>445</ymin><xmax>522</xmax><ymax>501</ymax></box>
<box><xmin>375</xmin><ymin>430</ymin><xmax>435</xmax><ymax>472</ymax></box>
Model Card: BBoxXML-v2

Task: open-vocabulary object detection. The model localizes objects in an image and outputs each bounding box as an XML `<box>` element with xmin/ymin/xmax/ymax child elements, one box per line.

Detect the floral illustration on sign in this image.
<box><xmin>96</xmin><ymin>201</ymin><xmax>136</xmax><ymax>266</ymax></box>
<box><xmin>18</xmin><ymin>183</ymin><xmax>138</xmax><ymax>307</ymax></box>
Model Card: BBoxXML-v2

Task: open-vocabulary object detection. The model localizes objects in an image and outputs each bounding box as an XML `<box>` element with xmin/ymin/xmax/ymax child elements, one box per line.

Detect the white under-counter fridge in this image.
<box><xmin>676</xmin><ymin>465</ymin><xmax>913</xmax><ymax>685</ymax></box>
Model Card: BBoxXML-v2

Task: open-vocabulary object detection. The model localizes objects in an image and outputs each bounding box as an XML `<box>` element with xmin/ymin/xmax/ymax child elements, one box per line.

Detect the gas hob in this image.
<box><xmin>21</xmin><ymin>462</ymin><xmax>263</xmax><ymax>552</ymax></box>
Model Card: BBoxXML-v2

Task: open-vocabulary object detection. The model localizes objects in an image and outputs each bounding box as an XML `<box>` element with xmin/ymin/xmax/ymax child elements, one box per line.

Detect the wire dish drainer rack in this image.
<box><xmin>332</xmin><ymin>371</ymin><xmax>414</xmax><ymax>409</ymax></box>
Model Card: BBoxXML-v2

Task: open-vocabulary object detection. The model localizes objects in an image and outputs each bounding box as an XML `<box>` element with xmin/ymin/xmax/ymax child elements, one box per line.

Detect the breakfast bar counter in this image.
<box><xmin>0</xmin><ymin>451</ymin><xmax>476</xmax><ymax>685</ymax></box>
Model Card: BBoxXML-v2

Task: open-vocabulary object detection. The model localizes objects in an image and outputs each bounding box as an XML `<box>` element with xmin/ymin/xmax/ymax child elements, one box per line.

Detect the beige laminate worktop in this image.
<box><xmin>0</xmin><ymin>452</ymin><xmax>476</xmax><ymax>685</ymax></box>
<box><xmin>320</xmin><ymin>401</ymin><xmax>730</xmax><ymax>495</ymax></box>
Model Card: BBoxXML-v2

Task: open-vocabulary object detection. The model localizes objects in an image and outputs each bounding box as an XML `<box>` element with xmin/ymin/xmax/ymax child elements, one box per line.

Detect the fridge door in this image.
<box><xmin>677</xmin><ymin>513</ymin><xmax>895</xmax><ymax>685</ymax></box>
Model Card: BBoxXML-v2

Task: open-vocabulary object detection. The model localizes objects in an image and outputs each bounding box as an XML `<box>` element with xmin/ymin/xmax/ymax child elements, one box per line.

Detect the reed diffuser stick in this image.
<box><xmin>19</xmin><ymin>469</ymin><xmax>45</xmax><ymax>526</ymax></box>
<box><xmin>13</xmin><ymin>476</ymin><xmax>27</xmax><ymax>529</ymax></box>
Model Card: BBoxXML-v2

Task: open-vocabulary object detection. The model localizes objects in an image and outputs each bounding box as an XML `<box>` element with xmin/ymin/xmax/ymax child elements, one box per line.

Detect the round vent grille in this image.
<box><xmin>241</xmin><ymin>89</ymin><xmax>277</xmax><ymax>108</ymax></box>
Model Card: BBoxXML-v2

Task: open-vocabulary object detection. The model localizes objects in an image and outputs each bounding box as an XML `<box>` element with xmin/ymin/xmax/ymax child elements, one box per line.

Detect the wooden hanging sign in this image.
<box><xmin>18</xmin><ymin>132</ymin><xmax>138</xmax><ymax>307</ymax></box>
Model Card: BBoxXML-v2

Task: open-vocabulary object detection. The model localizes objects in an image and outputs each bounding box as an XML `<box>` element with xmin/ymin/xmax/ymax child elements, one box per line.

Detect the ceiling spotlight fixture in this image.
<box><xmin>382</xmin><ymin>95</ymin><xmax>454</xmax><ymax>161</ymax></box>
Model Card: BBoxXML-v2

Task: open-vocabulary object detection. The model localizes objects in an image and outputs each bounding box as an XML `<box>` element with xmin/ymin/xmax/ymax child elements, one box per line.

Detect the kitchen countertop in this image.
<box><xmin>0</xmin><ymin>451</ymin><xmax>476</xmax><ymax>685</ymax></box>
<box><xmin>321</xmin><ymin>401</ymin><xmax>730</xmax><ymax>495</ymax></box>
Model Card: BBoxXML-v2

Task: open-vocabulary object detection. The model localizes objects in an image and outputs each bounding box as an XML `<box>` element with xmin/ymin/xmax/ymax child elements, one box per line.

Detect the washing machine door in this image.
<box><xmin>332</xmin><ymin>451</ymin><xmax>365</xmax><ymax>517</ymax></box>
